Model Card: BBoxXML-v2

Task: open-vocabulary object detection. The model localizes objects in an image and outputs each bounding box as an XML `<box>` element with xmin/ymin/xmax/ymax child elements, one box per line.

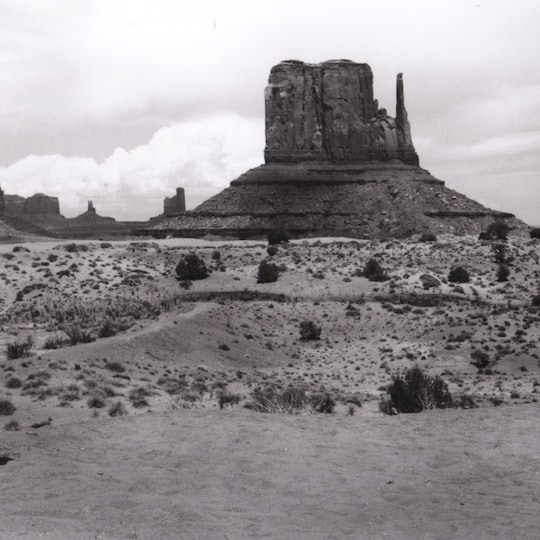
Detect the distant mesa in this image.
<box><xmin>142</xmin><ymin>59</ymin><xmax>526</xmax><ymax>239</ymax></box>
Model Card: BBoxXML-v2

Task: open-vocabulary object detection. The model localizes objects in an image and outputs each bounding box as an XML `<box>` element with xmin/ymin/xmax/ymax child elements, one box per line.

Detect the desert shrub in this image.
<box><xmin>497</xmin><ymin>264</ymin><xmax>510</xmax><ymax>282</ymax></box>
<box><xmin>87</xmin><ymin>396</ymin><xmax>105</xmax><ymax>409</ymax></box>
<box><xmin>471</xmin><ymin>349</ymin><xmax>490</xmax><ymax>369</ymax></box>
<box><xmin>363</xmin><ymin>258</ymin><xmax>389</xmax><ymax>282</ymax></box>
<box><xmin>211</xmin><ymin>249</ymin><xmax>221</xmax><ymax>260</ymax></box>
<box><xmin>448</xmin><ymin>266</ymin><xmax>470</xmax><ymax>283</ymax></box>
<box><xmin>218</xmin><ymin>392</ymin><xmax>242</xmax><ymax>409</ymax></box>
<box><xmin>487</xmin><ymin>220</ymin><xmax>510</xmax><ymax>240</ymax></box>
<box><xmin>532</xmin><ymin>295</ymin><xmax>540</xmax><ymax>307</ymax></box>
<box><xmin>66</xmin><ymin>326</ymin><xmax>94</xmax><ymax>345</ymax></box>
<box><xmin>5</xmin><ymin>377</ymin><xmax>22</xmax><ymax>389</ymax></box>
<box><xmin>310</xmin><ymin>392</ymin><xmax>335</xmax><ymax>414</ymax></box>
<box><xmin>128</xmin><ymin>386</ymin><xmax>151</xmax><ymax>408</ymax></box>
<box><xmin>492</xmin><ymin>243</ymin><xmax>508</xmax><ymax>264</ymax></box>
<box><xmin>4</xmin><ymin>420</ymin><xmax>20</xmax><ymax>431</ymax></box>
<box><xmin>266</xmin><ymin>245</ymin><xmax>278</xmax><ymax>257</ymax></box>
<box><xmin>267</xmin><ymin>229</ymin><xmax>289</xmax><ymax>245</ymax></box>
<box><xmin>104</xmin><ymin>360</ymin><xmax>125</xmax><ymax>373</ymax></box>
<box><xmin>256</xmin><ymin>260</ymin><xmax>279</xmax><ymax>283</ymax></box>
<box><xmin>530</xmin><ymin>228</ymin><xmax>540</xmax><ymax>239</ymax></box>
<box><xmin>44</xmin><ymin>335</ymin><xmax>67</xmax><ymax>350</ymax></box>
<box><xmin>419</xmin><ymin>233</ymin><xmax>437</xmax><ymax>243</ymax></box>
<box><xmin>64</xmin><ymin>243</ymin><xmax>88</xmax><ymax>253</ymax></box>
<box><xmin>175</xmin><ymin>253</ymin><xmax>208</xmax><ymax>281</ymax></box>
<box><xmin>299</xmin><ymin>320</ymin><xmax>321</xmax><ymax>341</ymax></box>
<box><xmin>0</xmin><ymin>399</ymin><xmax>16</xmax><ymax>416</ymax></box>
<box><xmin>100</xmin><ymin>242</ymin><xmax>113</xmax><ymax>249</ymax></box>
<box><xmin>98</xmin><ymin>320</ymin><xmax>117</xmax><ymax>338</ymax></box>
<box><xmin>108</xmin><ymin>401</ymin><xmax>127</xmax><ymax>417</ymax></box>
<box><xmin>247</xmin><ymin>386</ymin><xmax>306</xmax><ymax>414</ymax></box>
<box><xmin>383</xmin><ymin>366</ymin><xmax>453</xmax><ymax>414</ymax></box>
<box><xmin>6</xmin><ymin>336</ymin><xmax>33</xmax><ymax>360</ymax></box>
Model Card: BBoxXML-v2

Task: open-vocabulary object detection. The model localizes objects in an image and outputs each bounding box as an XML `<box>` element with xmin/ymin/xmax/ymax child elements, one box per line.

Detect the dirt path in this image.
<box><xmin>1</xmin><ymin>404</ymin><xmax>538</xmax><ymax>539</ymax></box>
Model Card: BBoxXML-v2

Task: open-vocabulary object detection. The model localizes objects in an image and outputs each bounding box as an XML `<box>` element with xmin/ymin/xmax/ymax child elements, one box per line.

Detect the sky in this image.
<box><xmin>0</xmin><ymin>0</ymin><xmax>538</xmax><ymax>224</ymax></box>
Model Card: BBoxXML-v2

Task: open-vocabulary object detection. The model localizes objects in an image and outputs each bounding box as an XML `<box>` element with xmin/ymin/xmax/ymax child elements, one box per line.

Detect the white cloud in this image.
<box><xmin>0</xmin><ymin>113</ymin><xmax>264</xmax><ymax>220</ymax></box>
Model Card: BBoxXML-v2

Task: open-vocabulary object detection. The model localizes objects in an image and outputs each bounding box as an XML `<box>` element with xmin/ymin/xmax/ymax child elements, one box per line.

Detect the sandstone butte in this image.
<box><xmin>144</xmin><ymin>59</ymin><xmax>526</xmax><ymax>239</ymax></box>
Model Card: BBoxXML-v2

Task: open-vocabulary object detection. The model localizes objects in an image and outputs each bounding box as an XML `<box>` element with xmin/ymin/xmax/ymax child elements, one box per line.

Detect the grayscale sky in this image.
<box><xmin>0</xmin><ymin>0</ymin><xmax>538</xmax><ymax>224</ymax></box>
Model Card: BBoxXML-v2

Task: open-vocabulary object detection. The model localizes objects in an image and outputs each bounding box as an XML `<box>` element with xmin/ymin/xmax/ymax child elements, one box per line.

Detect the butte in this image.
<box><xmin>144</xmin><ymin>59</ymin><xmax>525</xmax><ymax>239</ymax></box>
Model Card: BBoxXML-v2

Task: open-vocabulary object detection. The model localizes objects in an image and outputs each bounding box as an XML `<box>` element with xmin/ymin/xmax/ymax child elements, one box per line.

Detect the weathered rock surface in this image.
<box><xmin>264</xmin><ymin>60</ymin><xmax>418</xmax><ymax>165</ymax></box>
<box><xmin>164</xmin><ymin>188</ymin><xmax>186</xmax><ymax>216</ymax></box>
<box><xmin>141</xmin><ymin>58</ymin><xmax>526</xmax><ymax>239</ymax></box>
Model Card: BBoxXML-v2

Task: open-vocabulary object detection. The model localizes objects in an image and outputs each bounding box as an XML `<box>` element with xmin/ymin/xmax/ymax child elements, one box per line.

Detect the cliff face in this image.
<box><xmin>264</xmin><ymin>60</ymin><xmax>419</xmax><ymax>166</ymax></box>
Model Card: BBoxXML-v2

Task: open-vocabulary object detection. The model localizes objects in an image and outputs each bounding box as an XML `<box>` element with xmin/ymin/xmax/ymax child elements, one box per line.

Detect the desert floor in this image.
<box><xmin>0</xmin><ymin>235</ymin><xmax>538</xmax><ymax>538</ymax></box>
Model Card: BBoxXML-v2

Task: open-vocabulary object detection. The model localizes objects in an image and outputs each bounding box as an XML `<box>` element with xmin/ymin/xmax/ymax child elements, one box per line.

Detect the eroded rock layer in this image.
<box><xmin>264</xmin><ymin>60</ymin><xmax>418</xmax><ymax>165</ymax></box>
<box><xmin>140</xmin><ymin>58</ymin><xmax>526</xmax><ymax>239</ymax></box>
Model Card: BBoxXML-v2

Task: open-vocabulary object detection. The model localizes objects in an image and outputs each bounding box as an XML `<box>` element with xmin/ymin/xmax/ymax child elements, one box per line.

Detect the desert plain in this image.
<box><xmin>0</xmin><ymin>234</ymin><xmax>538</xmax><ymax>539</ymax></box>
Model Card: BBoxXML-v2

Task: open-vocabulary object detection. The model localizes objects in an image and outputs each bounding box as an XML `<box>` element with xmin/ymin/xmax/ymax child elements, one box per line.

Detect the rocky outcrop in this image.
<box><xmin>1</xmin><ymin>192</ymin><xmax>60</xmax><ymax>217</ymax></box>
<box><xmin>164</xmin><ymin>188</ymin><xmax>186</xmax><ymax>216</ymax></box>
<box><xmin>264</xmin><ymin>60</ymin><xmax>418</xmax><ymax>165</ymax></box>
<box><xmin>140</xmin><ymin>58</ymin><xmax>527</xmax><ymax>239</ymax></box>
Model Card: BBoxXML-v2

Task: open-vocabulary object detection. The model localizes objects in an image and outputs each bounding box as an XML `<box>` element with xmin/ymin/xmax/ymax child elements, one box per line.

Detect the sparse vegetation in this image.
<box><xmin>66</xmin><ymin>326</ymin><xmax>94</xmax><ymax>345</ymax></box>
<box><xmin>299</xmin><ymin>320</ymin><xmax>321</xmax><ymax>341</ymax></box>
<box><xmin>363</xmin><ymin>258</ymin><xmax>389</xmax><ymax>282</ymax></box>
<box><xmin>6</xmin><ymin>336</ymin><xmax>33</xmax><ymax>360</ymax></box>
<box><xmin>0</xmin><ymin>399</ymin><xmax>16</xmax><ymax>416</ymax></box>
<box><xmin>530</xmin><ymin>228</ymin><xmax>540</xmax><ymax>239</ymax></box>
<box><xmin>419</xmin><ymin>233</ymin><xmax>437</xmax><ymax>242</ymax></box>
<box><xmin>448</xmin><ymin>266</ymin><xmax>470</xmax><ymax>283</ymax></box>
<box><xmin>381</xmin><ymin>366</ymin><xmax>454</xmax><ymax>414</ymax></box>
<box><xmin>256</xmin><ymin>260</ymin><xmax>280</xmax><ymax>283</ymax></box>
<box><xmin>175</xmin><ymin>253</ymin><xmax>209</xmax><ymax>281</ymax></box>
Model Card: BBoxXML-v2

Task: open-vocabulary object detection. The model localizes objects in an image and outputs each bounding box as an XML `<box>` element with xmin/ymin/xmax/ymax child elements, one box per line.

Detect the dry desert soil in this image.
<box><xmin>0</xmin><ymin>235</ymin><xmax>539</xmax><ymax>539</ymax></box>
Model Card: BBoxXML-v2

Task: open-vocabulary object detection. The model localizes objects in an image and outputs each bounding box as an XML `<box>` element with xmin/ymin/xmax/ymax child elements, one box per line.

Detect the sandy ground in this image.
<box><xmin>0</xmin><ymin>405</ymin><xmax>538</xmax><ymax>539</ymax></box>
<box><xmin>0</xmin><ymin>235</ymin><xmax>539</xmax><ymax>537</ymax></box>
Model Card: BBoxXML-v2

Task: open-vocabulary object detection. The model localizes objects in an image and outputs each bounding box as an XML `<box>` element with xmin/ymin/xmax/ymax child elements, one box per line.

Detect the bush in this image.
<box><xmin>448</xmin><ymin>266</ymin><xmax>470</xmax><ymax>283</ymax></box>
<box><xmin>104</xmin><ymin>360</ymin><xmax>125</xmax><ymax>373</ymax></box>
<box><xmin>363</xmin><ymin>258</ymin><xmax>389</xmax><ymax>282</ymax></box>
<box><xmin>98</xmin><ymin>320</ymin><xmax>117</xmax><ymax>338</ymax></box>
<box><xmin>211</xmin><ymin>250</ymin><xmax>221</xmax><ymax>261</ymax></box>
<box><xmin>175</xmin><ymin>253</ymin><xmax>208</xmax><ymax>281</ymax></box>
<box><xmin>299</xmin><ymin>320</ymin><xmax>321</xmax><ymax>341</ymax></box>
<box><xmin>0</xmin><ymin>399</ymin><xmax>16</xmax><ymax>416</ymax></box>
<box><xmin>383</xmin><ymin>366</ymin><xmax>453</xmax><ymax>414</ymax></box>
<box><xmin>5</xmin><ymin>377</ymin><xmax>22</xmax><ymax>389</ymax></box>
<box><xmin>6</xmin><ymin>336</ymin><xmax>33</xmax><ymax>360</ymax></box>
<box><xmin>480</xmin><ymin>220</ymin><xmax>510</xmax><ymax>241</ymax></box>
<box><xmin>497</xmin><ymin>264</ymin><xmax>510</xmax><ymax>282</ymax></box>
<box><xmin>266</xmin><ymin>245</ymin><xmax>278</xmax><ymax>257</ymax></box>
<box><xmin>530</xmin><ymin>228</ymin><xmax>540</xmax><ymax>239</ymax></box>
<box><xmin>108</xmin><ymin>401</ymin><xmax>127</xmax><ymax>417</ymax></box>
<box><xmin>66</xmin><ymin>326</ymin><xmax>94</xmax><ymax>345</ymax></box>
<box><xmin>471</xmin><ymin>350</ymin><xmax>490</xmax><ymax>369</ymax></box>
<box><xmin>531</xmin><ymin>295</ymin><xmax>540</xmax><ymax>307</ymax></box>
<box><xmin>44</xmin><ymin>335</ymin><xmax>67</xmax><ymax>350</ymax></box>
<box><xmin>419</xmin><ymin>233</ymin><xmax>437</xmax><ymax>243</ymax></box>
<box><xmin>267</xmin><ymin>229</ymin><xmax>289</xmax><ymax>245</ymax></box>
<box><xmin>310</xmin><ymin>392</ymin><xmax>335</xmax><ymax>414</ymax></box>
<box><xmin>256</xmin><ymin>260</ymin><xmax>279</xmax><ymax>283</ymax></box>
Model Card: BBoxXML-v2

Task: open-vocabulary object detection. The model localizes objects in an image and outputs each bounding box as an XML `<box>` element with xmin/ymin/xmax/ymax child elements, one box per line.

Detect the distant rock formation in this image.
<box><xmin>141</xmin><ymin>59</ymin><xmax>526</xmax><ymax>239</ymax></box>
<box><xmin>264</xmin><ymin>60</ymin><xmax>418</xmax><ymax>166</ymax></box>
<box><xmin>164</xmin><ymin>188</ymin><xmax>186</xmax><ymax>216</ymax></box>
<box><xmin>0</xmin><ymin>190</ymin><xmax>60</xmax><ymax>217</ymax></box>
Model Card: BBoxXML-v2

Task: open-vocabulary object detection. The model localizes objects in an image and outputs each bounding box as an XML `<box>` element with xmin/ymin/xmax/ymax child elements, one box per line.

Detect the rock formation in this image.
<box><xmin>142</xmin><ymin>58</ymin><xmax>526</xmax><ymax>239</ymax></box>
<box><xmin>264</xmin><ymin>60</ymin><xmax>418</xmax><ymax>166</ymax></box>
<box><xmin>164</xmin><ymin>188</ymin><xmax>186</xmax><ymax>216</ymax></box>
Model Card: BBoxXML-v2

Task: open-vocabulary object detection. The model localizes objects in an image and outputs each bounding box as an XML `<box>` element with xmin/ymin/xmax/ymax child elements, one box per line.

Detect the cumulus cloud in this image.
<box><xmin>0</xmin><ymin>113</ymin><xmax>264</xmax><ymax>220</ymax></box>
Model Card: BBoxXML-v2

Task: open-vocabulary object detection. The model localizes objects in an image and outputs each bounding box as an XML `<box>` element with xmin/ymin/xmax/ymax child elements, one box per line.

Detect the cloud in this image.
<box><xmin>0</xmin><ymin>113</ymin><xmax>264</xmax><ymax>220</ymax></box>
